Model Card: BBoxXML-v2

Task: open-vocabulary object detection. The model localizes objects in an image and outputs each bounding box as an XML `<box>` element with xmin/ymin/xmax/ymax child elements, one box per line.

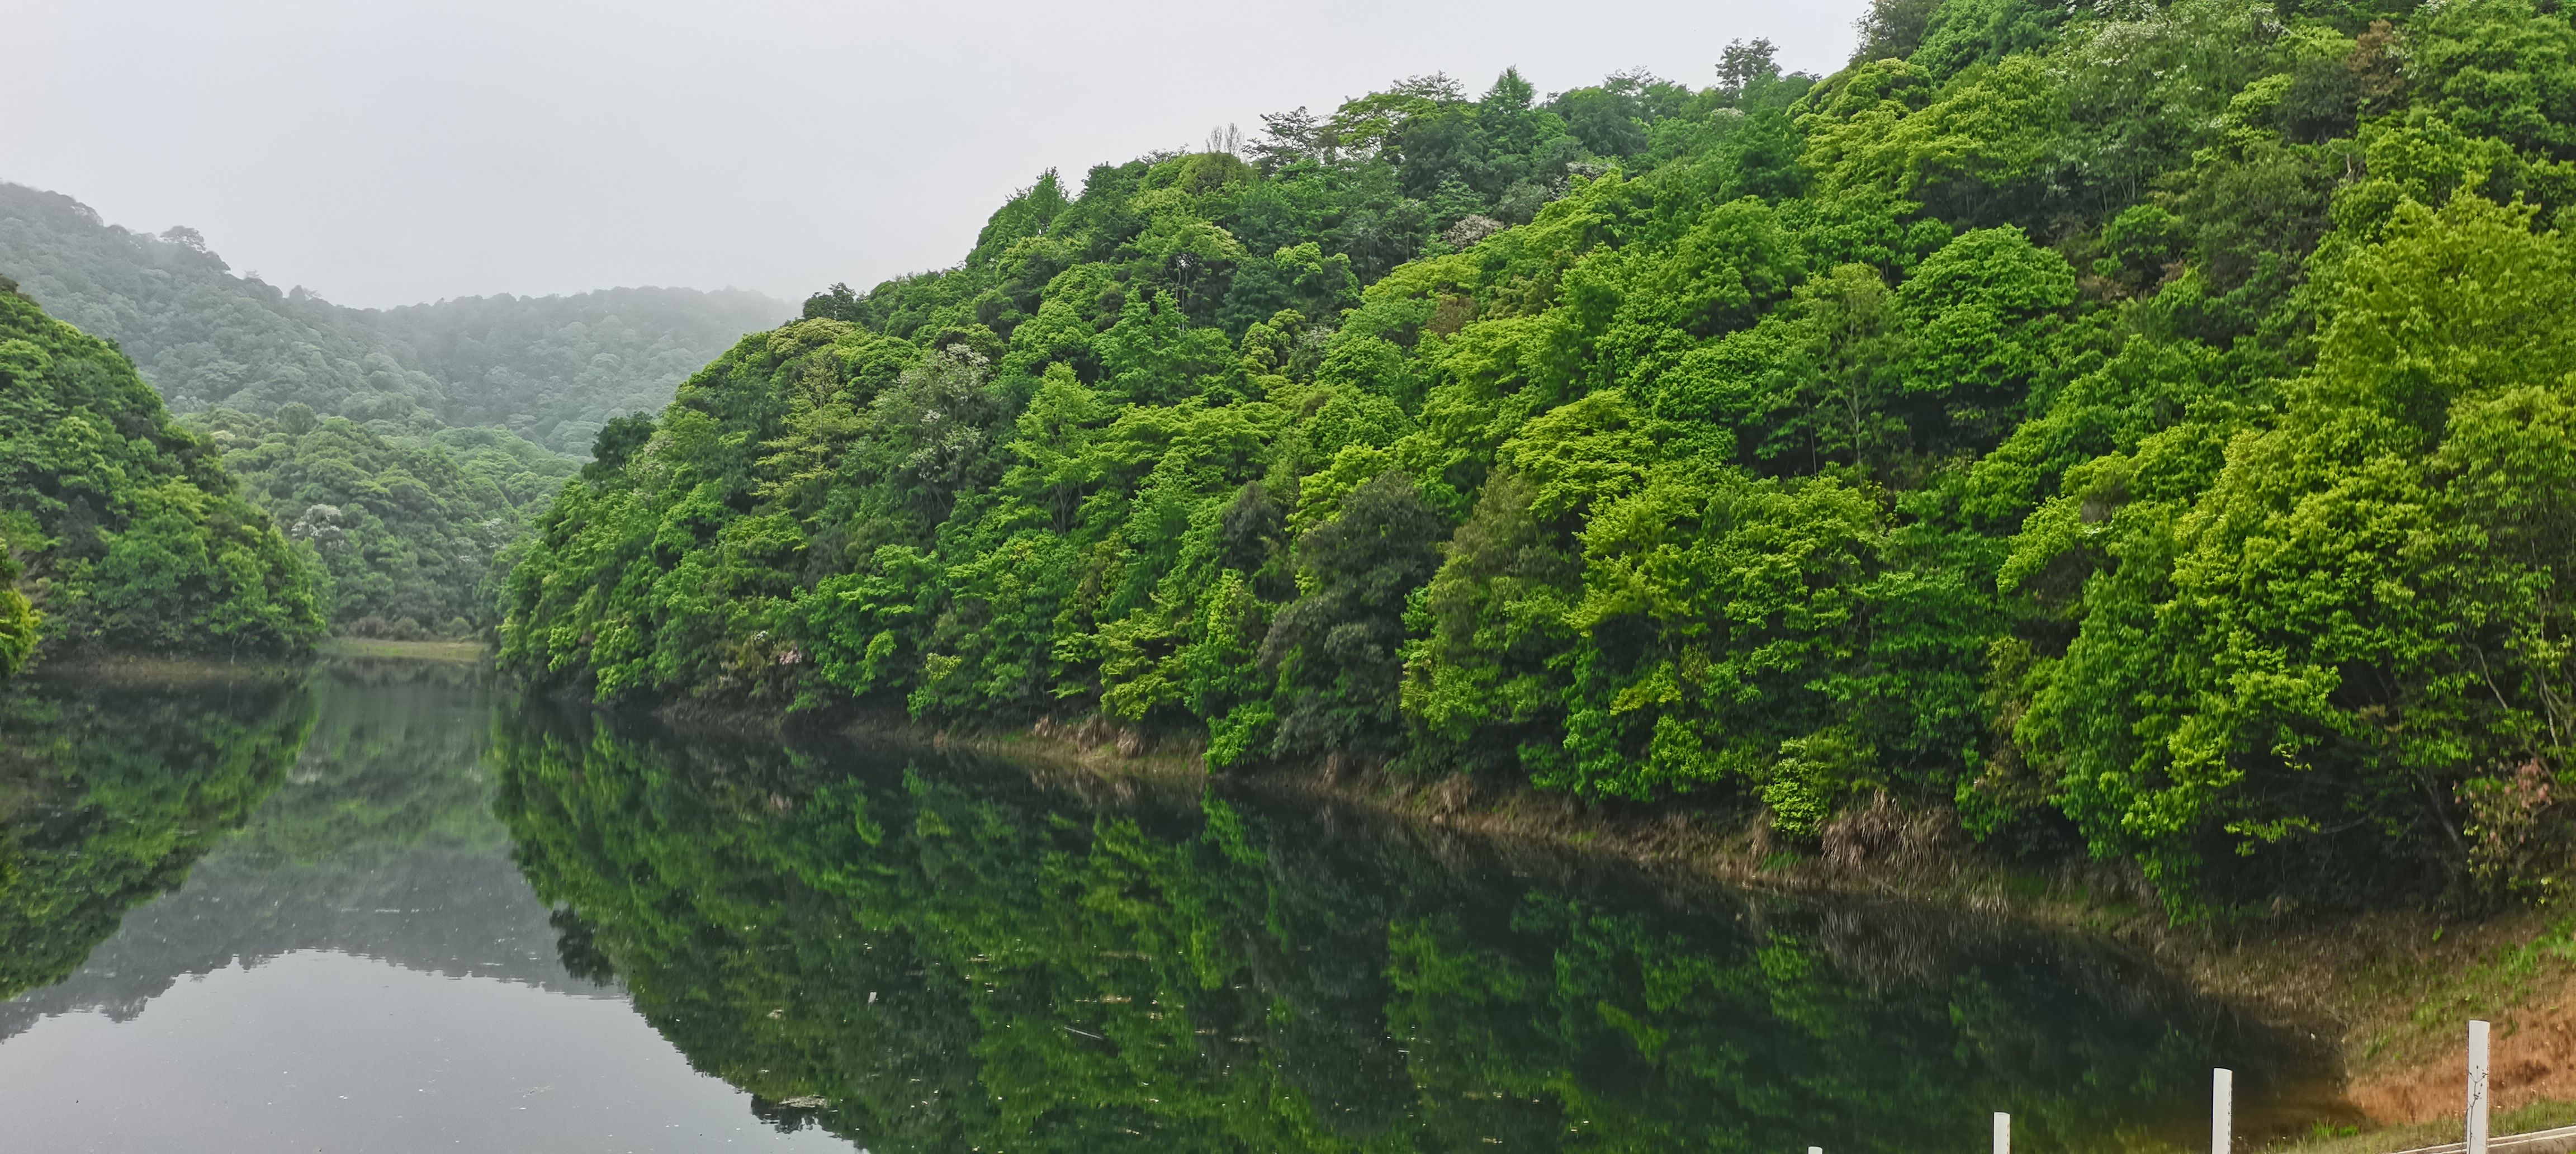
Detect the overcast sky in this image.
<box><xmin>10</xmin><ymin>0</ymin><xmax>1871</xmax><ymax>310</ymax></box>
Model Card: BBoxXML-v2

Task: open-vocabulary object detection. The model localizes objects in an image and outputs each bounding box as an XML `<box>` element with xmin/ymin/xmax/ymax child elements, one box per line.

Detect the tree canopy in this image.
<box><xmin>0</xmin><ymin>183</ymin><xmax>784</xmax><ymax>453</ymax></box>
<box><xmin>0</xmin><ymin>277</ymin><xmax>324</xmax><ymax>664</ymax></box>
<box><xmin>184</xmin><ymin>406</ymin><xmax>573</xmax><ymax>636</ymax></box>
<box><xmin>0</xmin><ymin>182</ymin><xmax>782</xmax><ymax>633</ymax></box>
<box><xmin>494</xmin><ymin>0</ymin><xmax>2576</xmax><ymax>916</ymax></box>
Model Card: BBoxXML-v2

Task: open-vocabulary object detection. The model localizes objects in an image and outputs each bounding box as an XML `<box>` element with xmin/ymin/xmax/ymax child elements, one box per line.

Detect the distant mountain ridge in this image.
<box><xmin>363</xmin><ymin>286</ymin><xmax>790</xmax><ymax>455</ymax></box>
<box><xmin>0</xmin><ymin>181</ymin><xmax>787</xmax><ymax>455</ymax></box>
<box><xmin>0</xmin><ymin>180</ymin><xmax>787</xmax><ymax>635</ymax></box>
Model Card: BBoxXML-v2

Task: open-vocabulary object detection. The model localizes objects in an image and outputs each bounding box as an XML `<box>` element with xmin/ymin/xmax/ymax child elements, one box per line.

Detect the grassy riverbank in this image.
<box><xmin>314</xmin><ymin>638</ymin><xmax>489</xmax><ymax>663</ymax></box>
<box><xmin>2267</xmin><ymin>1100</ymin><xmax>2576</xmax><ymax>1153</ymax></box>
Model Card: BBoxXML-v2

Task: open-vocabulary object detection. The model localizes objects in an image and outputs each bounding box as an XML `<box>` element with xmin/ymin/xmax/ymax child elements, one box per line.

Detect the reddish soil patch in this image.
<box><xmin>2350</xmin><ymin>978</ymin><xmax>2576</xmax><ymax>1124</ymax></box>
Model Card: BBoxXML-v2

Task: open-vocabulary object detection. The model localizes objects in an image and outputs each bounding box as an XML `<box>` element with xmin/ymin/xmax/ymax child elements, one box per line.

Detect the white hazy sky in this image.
<box><xmin>8</xmin><ymin>0</ymin><xmax>1871</xmax><ymax>310</ymax></box>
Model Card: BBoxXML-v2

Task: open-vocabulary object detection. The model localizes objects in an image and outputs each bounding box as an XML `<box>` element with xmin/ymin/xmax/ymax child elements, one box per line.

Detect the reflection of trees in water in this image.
<box><xmin>237</xmin><ymin>660</ymin><xmax>504</xmax><ymax>867</ymax></box>
<box><xmin>494</xmin><ymin>703</ymin><xmax>2333</xmax><ymax>1153</ymax></box>
<box><xmin>0</xmin><ymin>668</ymin><xmax>313</xmax><ymax>1002</ymax></box>
<box><xmin>0</xmin><ymin>661</ymin><xmax>602</xmax><ymax>1039</ymax></box>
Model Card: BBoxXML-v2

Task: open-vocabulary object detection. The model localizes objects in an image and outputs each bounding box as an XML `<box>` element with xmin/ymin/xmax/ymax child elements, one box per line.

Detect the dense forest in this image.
<box><xmin>361</xmin><ymin>288</ymin><xmax>788</xmax><ymax>455</ymax></box>
<box><xmin>0</xmin><ymin>182</ymin><xmax>783</xmax><ymax>634</ymax></box>
<box><xmin>0</xmin><ymin>277</ymin><xmax>325</xmax><ymax>665</ymax></box>
<box><xmin>186</xmin><ymin>405</ymin><xmax>572</xmax><ymax>636</ymax></box>
<box><xmin>499</xmin><ymin>0</ymin><xmax>2576</xmax><ymax>918</ymax></box>
<box><xmin>0</xmin><ymin>183</ymin><xmax>784</xmax><ymax>453</ymax></box>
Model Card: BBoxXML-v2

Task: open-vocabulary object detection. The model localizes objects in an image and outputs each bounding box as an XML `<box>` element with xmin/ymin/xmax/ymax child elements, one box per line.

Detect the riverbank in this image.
<box><xmin>2274</xmin><ymin>1101</ymin><xmax>2576</xmax><ymax>1153</ymax></box>
<box><xmin>15</xmin><ymin>652</ymin><xmax>312</xmax><ymax>687</ymax></box>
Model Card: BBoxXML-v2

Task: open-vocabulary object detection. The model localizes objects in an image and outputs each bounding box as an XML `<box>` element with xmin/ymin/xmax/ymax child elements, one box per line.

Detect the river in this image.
<box><xmin>0</xmin><ymin>658</ymin><xmax>2350</xmax><ymax>1152</ymax></box>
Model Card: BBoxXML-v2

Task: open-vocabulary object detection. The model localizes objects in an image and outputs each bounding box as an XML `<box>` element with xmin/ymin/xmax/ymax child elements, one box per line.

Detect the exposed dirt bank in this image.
<box><xmin>2352</xmin><ymin>989</ymin><xmax>2576</xmax><ymax>1121</ymax></box>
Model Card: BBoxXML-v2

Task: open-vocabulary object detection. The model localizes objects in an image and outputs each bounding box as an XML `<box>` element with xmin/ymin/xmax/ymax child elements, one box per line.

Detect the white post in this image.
<box><xmin>1808</xmin><ymin>1147</ymin><xmax>1823</xmax><ymax>1154</ymax></box>
<box><xmin>1993</xmin><ymin>1112</ymin><xmax>2010</xmax><ymax>1154</ymax></box>
<box><xmin>2213</xmin><ymin>1068</ymin><xmax>2233</xmax><ymax>1154</ymax></box>
<box><xmin>2469</xmin><ymin>1019</ymin><xmax>2492</xmax><ymax>1154</ymax></box>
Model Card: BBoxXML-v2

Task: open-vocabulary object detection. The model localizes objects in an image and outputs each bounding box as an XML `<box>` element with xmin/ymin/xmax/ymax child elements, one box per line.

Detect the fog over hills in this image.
<box><xmin>0</xmin><ymin>181</ymin><xmax>788</xmax><ymax>456</ymax></box>
<box><xmin>0</xmin><ymin>179</ymin><xmax>789</xmax><ymax>635</ymax></box>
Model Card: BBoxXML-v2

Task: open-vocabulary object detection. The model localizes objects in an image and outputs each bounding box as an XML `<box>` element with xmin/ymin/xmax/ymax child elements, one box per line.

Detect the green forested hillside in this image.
<box><xmin>0</xmin><ymin>185</ymin><xmax>452</xmax><ymax>425</ymax></box>
<box><xmin>0</xmin><ymin>183</ymin><xmax>784</xmax><ymax>452</ymax></box>
<box><xmin>185</xmin><ymin>406</ymin><xmax>571</xmax><ymax>636</ymax></box>
<box><xmin>362</xmin><ymin>288</ymin><xmax>789</xmax><ymax>455</ymax></box>
<box><xmin>0</xmin><ymin>278</ymin><xmax>324</xmax><ymax>663</ymax></box>
<box><xmin>0</xmin><ymin>182</ymin><xmax>779</xmax><ymax>632</ymax></box>
<box><xmin>501</xmin><ymin>0</ymin><xmax>2576</xmax><ymax>916</ymax></box>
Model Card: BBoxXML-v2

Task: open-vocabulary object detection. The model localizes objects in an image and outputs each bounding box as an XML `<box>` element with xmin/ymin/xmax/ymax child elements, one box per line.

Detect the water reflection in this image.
<box><xmin>0</xmin><ymin>664</ymin><xmax>312</xmax><ymax>1005</ymax></box>
<box><xmin>495</xmin><ymin>702</ymin><xmax>2344</xmax><ymax>1153</ymax></box>
<box><xmin>0</xmin><ymin>662</ymin><xmax>585</xmax><ymax>1041</ymax></box>
<box><xmin>0</xmin><ymin>663</ymin><xmax>853</xmax><ymax>1153</ymax></box>
<box><xmin>0</xmin><ymin>665</ymin><xmax>2346</xmax><ymax>1153</ymax></box>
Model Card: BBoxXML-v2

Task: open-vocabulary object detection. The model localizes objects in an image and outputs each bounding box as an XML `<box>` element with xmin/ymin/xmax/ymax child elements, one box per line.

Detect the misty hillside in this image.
<box><xmin>0</xmin><ymin>182</ymin><xmax>786</xmax><ymax>455</ymax></box>
<box><xmin>506</xmin><ymin>0</ymin><xmax>2576</xmax><ymax>919</ymax></box>
<box><xmin>0</xmin><ymin>182</ymin><xmax>785</xmax><ymax>637</ymax></box>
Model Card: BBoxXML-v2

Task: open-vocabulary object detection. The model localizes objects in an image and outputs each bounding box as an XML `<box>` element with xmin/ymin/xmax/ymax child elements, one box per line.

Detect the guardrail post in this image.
<box><xmin>2212</xmin><ymin>1068</ymin><xmax>2232</xmax><ymax>1154</ymax></box>
<box><xmin>2470</xmin><ymin>1019</ymin><xmax>2491</xmax><ymax>1154</ymax></box>
<box><xmin>1993</xmin><ymin>1112</ymin><xmax>2010</xmax><ymax>1154</ymax></box>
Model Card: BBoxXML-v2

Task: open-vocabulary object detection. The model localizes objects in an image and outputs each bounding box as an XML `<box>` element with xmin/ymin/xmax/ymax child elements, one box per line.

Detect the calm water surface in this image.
<box><xmin>0</xmin><ymin>660</ymin><xmax>2350</xmax><ymax>1152</ymax></box>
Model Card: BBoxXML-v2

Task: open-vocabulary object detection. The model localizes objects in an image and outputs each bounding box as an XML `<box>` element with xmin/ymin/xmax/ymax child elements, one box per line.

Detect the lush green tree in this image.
<box><xmin>1259</xmin><ymin>472</ymin><xmax>1445</xmax><ymax>759</ymax></box>
<box><xmin>0</xmin><ymin>278</ymin><xmax>324</xmax><ymax>660</ymax></box>
<box><xmin>184</xmin><ymin>406</ymin><xmax>572</xmax><ymax>633</ymax></box>
<box><xmin>2013</xmin><ymin>196</ymin><xmax>2576</xmax><ymax>913</ymax></box>
<box><xmin>0</xmin><ymin>529</ymin><xmax>35</xmax><ymax>678</ymax></box>
<box><xmin>501</xmin><ymin>1</ymin><xmax>2576</xmax><ymax>914</ymax></box>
